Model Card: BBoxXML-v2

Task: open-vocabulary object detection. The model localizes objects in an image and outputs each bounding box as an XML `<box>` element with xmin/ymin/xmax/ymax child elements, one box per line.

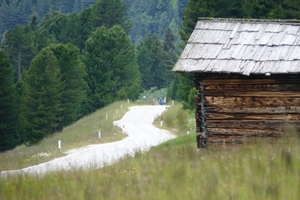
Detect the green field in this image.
<box><xmin>1</xmin><ymin>102</ymin><xmax>300</xmax><ymax>199</ymax></box>
<box><xmin>0</xmin><ymin>101</ymin><xmax>135</xmax><ymax>171</ymax></box>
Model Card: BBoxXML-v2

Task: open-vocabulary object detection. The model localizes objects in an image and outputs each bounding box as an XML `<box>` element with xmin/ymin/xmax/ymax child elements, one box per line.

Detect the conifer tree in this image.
<box><xmin>82</xmin><ymin>25</ymin><xmax>140</xmax><ymax>114</ymax></box>
<box><xmin>91</xmin><ymin>0</ymin><xmax>131</xmax><ymax>33</ymax></box>
<box><xmin>1</xmin><ymin>25</ymin><xmax>36</xmax><ymax>81</ymax></box>
<box><xmin>20</xmin><ymin>48</ymin><xmax>63</xmax><ymax>145</ymax></box>
<box><xmin>47</xmin><ymin>43</ymin><xmax>86</xmax><ymax>129</ymax></box>
<box><xmin>137</xmin><ymin>34</ymin><xmax>167</xmax><ymax>90</ymax></box>
<box><xmin>162</xmin><ymin>28</ymin><xmax>177</xmax><ymax>86</ymax></box>
<box><xmin>0</xmin><ymin>48</ymin><xmax>18</xmax><ymax>151</ymax></box>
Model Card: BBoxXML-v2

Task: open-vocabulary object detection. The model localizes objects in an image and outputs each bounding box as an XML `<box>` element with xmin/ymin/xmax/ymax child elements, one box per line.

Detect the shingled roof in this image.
<box><xmin>173</xmin><ymin>18</ymin><xmax>300</xmax><ymax>75</ymax></box>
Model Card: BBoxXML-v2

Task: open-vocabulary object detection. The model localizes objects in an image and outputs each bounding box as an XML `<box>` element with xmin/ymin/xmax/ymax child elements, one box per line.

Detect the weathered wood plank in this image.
<box><xmin>194</xmin><ymin>74</ymin><xmax>300</xmax><ymax>142</ymax></box>
<box><xmin>205</xmin><ymin>106</ymin><xmax>300</xmax><ymax>114</ymax></box>
<box><xmin>202</xmin><ymin>78</ymin><xmax>299</xmax><ymax>85</ymax></box>
<box><xmin>203</xmin><ymin>96</ymin><xmax>300</xmax><ymax>107</ymax></box>
<box><xmin>207</xmin><ymin>128</ymin><xmax>283</xmax><ymax>137</ymax></box>
<box><xmin>204</xmin><ymin>91</ymin><xmax>300</xmax><ymax>97</ymax></box>
<box><xmin>206</xmin><ymin>119</ymin><xmax>300</xmax><ymax>129</ymax></box>
<box><xmin>205</xmin><ymin>113</ymin><xmax>300</xmax><ymax>120</ymax></box>
<box><xmin>207</xmin><ymin>136</ymin><xmax>277</xmax><ymax>144</ymax></box>
<box><xmin>204</xmin><ymin>84</ymin><xmax>300</xmax><ymax>92</ymax></box>
<box><xmin>207</xmin><ymin>136</ymin><xmax>244</xmax><ymax>143</ymax></box>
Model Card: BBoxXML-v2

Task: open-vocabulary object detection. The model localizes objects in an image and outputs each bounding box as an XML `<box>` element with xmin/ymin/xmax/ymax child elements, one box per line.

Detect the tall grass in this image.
<box><xmin>154</xmin><ymin>103</ymin><xmax>195</xmax><ymax>136</ymax></box>
<box><xmin>1</xmin><ymin>134</ymin><xmax>300</xmax><ymax>199</ymax></box>
<box><xmin>0</xmin><ymin>101</ymin><xmax>134</xmax><ymax>171</ymax></box>
<box><xmin>1</xmin><ymin>102</ymin><xmax>300</xmax><ymax>199</ymax></box>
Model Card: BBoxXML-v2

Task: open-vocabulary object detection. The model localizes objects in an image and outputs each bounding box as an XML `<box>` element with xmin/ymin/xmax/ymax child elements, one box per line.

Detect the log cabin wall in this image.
<box><xmin>195</xmin><ymin>73</ymin><xmax>300</xmax><ymax>143</ymax></box>
<box><xmin>172</xmin><ymin>18</ymin><xmax>300</xmax><ymax>145</ymax></box>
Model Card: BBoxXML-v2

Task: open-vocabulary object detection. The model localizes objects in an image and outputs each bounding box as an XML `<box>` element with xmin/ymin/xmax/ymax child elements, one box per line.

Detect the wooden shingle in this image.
<box><xmin>173</xmin><ymin>18</ymin><xmax>300</xmax><ymax>75</ymax></box>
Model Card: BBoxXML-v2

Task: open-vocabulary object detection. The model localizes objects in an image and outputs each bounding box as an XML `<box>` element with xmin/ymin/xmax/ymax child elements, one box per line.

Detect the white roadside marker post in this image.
<box><xmin>58</xmin><ymin>140</ymin><xmax>61</xmax><ymax>152</ymax></box>
<box><xmin>98</xmin><ymin>131</ymin><xmax>101</xmax><ymax>140</ymax></box>
<box><xmin>106</xmin><ymin>114</ymin><xmax>108</xmax><ymax>120</ymax></box>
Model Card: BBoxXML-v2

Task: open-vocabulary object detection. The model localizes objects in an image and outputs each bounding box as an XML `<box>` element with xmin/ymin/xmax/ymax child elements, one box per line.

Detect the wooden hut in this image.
<box><xmin>173</xmin><ymin>18</ymin><xmax>300</xmax><ymax>146</ymax></box>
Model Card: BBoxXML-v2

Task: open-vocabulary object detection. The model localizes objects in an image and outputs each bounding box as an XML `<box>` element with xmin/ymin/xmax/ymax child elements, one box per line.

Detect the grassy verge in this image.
<box><xmin>153</xmin><ymin>103</ymin><xmax>195</xmax><ymax>136</ymax></box>
<box><xmin>0</xmin><ymin>101</ymin><xmax>135</xmax><ymax>171</ymax></box>
<box><xmin>1</xmin><ymin>102</ymin><xmax>300</xmax><ymax>199</ymax></box>
<box><xmin>1</xmin><ymin>133</ymin><xmax>300</xmax><ymax>199</ymax></box>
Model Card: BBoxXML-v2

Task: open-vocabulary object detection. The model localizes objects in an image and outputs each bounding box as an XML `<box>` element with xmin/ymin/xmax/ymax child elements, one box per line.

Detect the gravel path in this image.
<box><xmin>1</xmin><ymin>105</ymin><xmax>175</xmax><ymax>176</ymax></box>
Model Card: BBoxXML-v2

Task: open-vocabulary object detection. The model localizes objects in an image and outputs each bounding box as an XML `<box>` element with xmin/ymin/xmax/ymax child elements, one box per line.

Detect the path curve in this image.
<box><xmin>1</xmin><ymin>105</ymin><xmax>175</xmax><ymax>176</ymax></box>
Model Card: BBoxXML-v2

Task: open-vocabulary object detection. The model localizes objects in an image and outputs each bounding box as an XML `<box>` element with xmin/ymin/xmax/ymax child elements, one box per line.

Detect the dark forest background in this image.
<box><xmin>1</xmin><ymin>0</ymin><xmax>300</xmax><ymax>151</ymax></box>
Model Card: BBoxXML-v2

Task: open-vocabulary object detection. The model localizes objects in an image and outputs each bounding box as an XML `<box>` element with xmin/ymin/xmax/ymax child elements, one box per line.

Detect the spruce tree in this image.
<box><xmin>91</xmin><ymin>0</ymin><xmax>131</xmax><ymax>33</ymax></box>
<box><xmin>20</xmin><ymin>48</ymin><xmax>63</xmax><ymax>145</ymax></box>
<box><xmin>162</xmin><ymin>28</ymin><xmax>177</xmax><ymax>87</ymax></box>
<box><xmin>137</xmin><ymin>34</ymin><xmax>167</xmax><ymax>90</ymax></box>
<box><xmin>47</xmin><ymin>43</ymin><xmax>86</xmax><ymax>129</ymax></box>
<box><xmin>2</xmin><ymin>25</ymin><xmax>36</xmax><ymax>81</ymax></box>
<box><xmin>82</xmin><ymin>25</ymin><xmax>140</xmax><ymax>115</ymax></box>
<box><xmin>0</xmin><ymin>48</ymin><xmax>18</xmax><ymax>151</ymax></box>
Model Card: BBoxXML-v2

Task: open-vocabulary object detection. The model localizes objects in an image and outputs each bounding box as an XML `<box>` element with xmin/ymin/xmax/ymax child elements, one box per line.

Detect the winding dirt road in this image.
<box><xmin>1</xmin><ymin>105</ymin><xmax>175</xmax><ymax>176</ymax></box>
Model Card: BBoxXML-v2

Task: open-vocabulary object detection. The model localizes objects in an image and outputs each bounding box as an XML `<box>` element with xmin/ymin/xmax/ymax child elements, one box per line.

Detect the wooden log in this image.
<box><xmin>205</xmin><ymin>113</ymin><xmax>300</xmax><ymax>120</ymax></box>
<box><xmin>206</xmin><ymin>106</ymin><xmax>300</xmax><ymax>114</ymax></box>
<box><xmin>204</xmin><ymin>84</ymin><xmax>300</xmax><ymax>92</ymax></box>
<box><xmin>204</xmin><ymin>91</ymin><xmax>300</xmax><ymax>97</ymax></box>
<box><xmin>207</xmin><ymin>128</ymin><xmax>283</xmax><ymax>137</ymax></box>
<box><xmin>202</xmin><ymin>79</ymin><xmax>300</xmax><ymax>85</ymax></box>
<box><xmin>203</xmin><ymin>96</ymin><xmax>300</xmax><ymax>107</ymax></box>
<box><xmin>207</xmin><ymin>135</ymin><xmax>244</xmax><ymax>144</ymax></box>
<box><xmin>206</xmin><ymin>119</ymin><xmax>300</xmax><ymax>129</ymax></box>
<box><xmin>207</xmin><ymin>136</ymin><xmax>277</xmax><ymax>144</ymax></box>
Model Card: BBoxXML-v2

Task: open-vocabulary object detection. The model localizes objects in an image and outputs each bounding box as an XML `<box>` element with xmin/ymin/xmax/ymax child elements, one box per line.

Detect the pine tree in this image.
<box><xmin>137</xmin><ymin>34</ymin><xmax>167</xmax><ymax>90</ymax></box>
<box><xmin>20</xmin><ymin>48</ymin><xmax>63</xmax><ymax>145</ymax></box>
<box><xmin>2</xmin><ymin>25</ymin><xmax>36</xmax><ymax>81</ymax></box>
<box><xmin>47</xmin><ymin>43</ymin><xmax>86</xmax><ymax>129</ymax></box>
<box><xmin>90</xmin><ymin>0</ymin><xmax>132</xmax><ymax>33</ymax></box>
<box><xmin>0</xmin><ymin>48</ymin><xmax>18</xmax><ymax>151</ymax></box>
<box><xmin>283</xmin><ymin>0</ymin><xmax>300</xmax><ymax>19</ymax></box>
<box><xmin>81</xmin><ymin>25</ymin><xmax>140</xmax><ymax>115</ymax></box>
<box><xmin>162</xmin><ymin>28</ymin><xmax>176</xmax><ymax>87</ymax></box>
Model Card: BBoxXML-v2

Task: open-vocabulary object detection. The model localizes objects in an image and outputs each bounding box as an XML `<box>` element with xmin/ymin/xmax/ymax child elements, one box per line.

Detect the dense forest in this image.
<box><xmin>0</xmin><ymin>0</ymin><xmax>189</xmax><ymax>45</ymax></box>
<box><xmin>1</xmin><ymin>0</ymin><xmax>300</xmax><ymax>151</ymax></box>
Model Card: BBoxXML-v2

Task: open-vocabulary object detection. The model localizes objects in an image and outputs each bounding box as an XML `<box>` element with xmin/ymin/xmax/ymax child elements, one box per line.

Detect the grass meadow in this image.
<box><xmin>0</xmin><ymin>101</ymin><xmax>135</xmax><ymax>171</ymax></box>
<box><xmin>1</xmin><ymin>102</ymin><xmax>300</xmax><ymax>199</ymax></box>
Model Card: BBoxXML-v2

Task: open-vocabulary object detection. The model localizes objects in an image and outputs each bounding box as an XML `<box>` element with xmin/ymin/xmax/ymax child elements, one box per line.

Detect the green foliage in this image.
<box><xmin>124</xmin><ymin>0</ymin><xmax>189</xmax><ymax>45</ymax></box>
<box><xmin>20</xmin><ymin>43</ymin><xmax>88</xmax><ymax>145</ymax></box>
<box><xmin>282</xmin><ymin>0</ymin><xmax>300</xmax><ymax>19</ymax></box>
<box><xmin>46</xmin><ymin>43</ymin><xmax>87</xmax><ymax>129</ymax></box>
<box><xmin>179</xmin><ymin>0</ymin><xmax>300</xmax><ymax>45</ymax></box>
<box><xmin>137</xmin><ymin>33</ymin><xmax>175</xmax><ymax>90</ymax></box>
<box><xmin>139</xmin><ymin>87</ymin><xmax>168</xmax><ymax>103</ymax></box>
<box><xmin>156</xmin><ymin>103</ymin><xmax>194</xmax><ymax>134</ymax></box>
<box><xmin>0</xmin><ymin>0</ymin><xmax>99</xmax><ymax>44</ymax></box>
<box><xmin>137</xmin><ymin>34</ymin><xmax>162</xmax><ymax>89</ymax></box>
<box><xmin>1</xmin><ymin>25</ymin><xmax>36</xmax><ymax>81</ymax></box>
<box><xmin>32</xmin><ymin>0</ymin><xmax>130</xmax><ymax>52</ymax></box>
<box><xmin>20</xmin><ymin>48</ymin><xmax>64</xmax><ymax>145</ymax></box>
<box><xmin>91</xmin><ymin>0</ymin><xmax>131</xmax><ymax>33</ymax></box>
<box><xmin>0</xmin><ymin>48</ymin><xmax>18</xmax><ymax>151</ymax></box>
<box><xmin>182</xmin><ymin>87</ymin><xmax>198</xmax><ymax>110</ymax></box>
<box><xmin>82</xmin><ymin>25</ymin><xmax>141</xmax><ymax>115</ymax></box>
